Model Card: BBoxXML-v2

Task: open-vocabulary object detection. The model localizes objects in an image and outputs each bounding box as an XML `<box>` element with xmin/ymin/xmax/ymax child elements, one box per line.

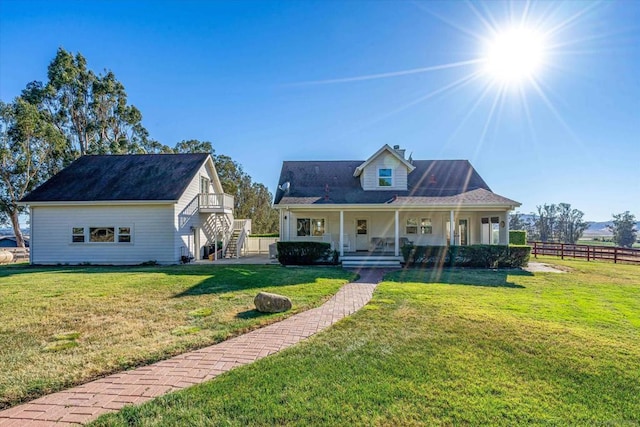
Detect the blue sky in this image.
<box><xmin>1</xmin><ymin>0</ymin><xmax>638</xmax><ymax>221</ymax></box>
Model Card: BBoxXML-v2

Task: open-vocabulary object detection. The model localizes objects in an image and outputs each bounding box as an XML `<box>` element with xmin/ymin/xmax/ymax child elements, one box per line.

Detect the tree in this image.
<box><xmin>529</xmin><ymin>203</ymin><xmax>588</xmax><ymax>243</ymax></box>
<box><xmin>534</xmin><ymin>204</ymin><xmax>557</xmax><ymax>242</ymax></box>
<box><xmin>509</xmin><ymin>211</ymin><xmax>527</xmax><ymax>230</ymax></box>
<box><xmin>0</xmin><ymin>99</ymin><xmax>66</xmax><ymax>247</ymax></box>
<box><xmin>608</xmin><ymin>211</ymin><xmax>637</xmax><ymax>248</ymax></box>
<box><xmin>23</xmin><ymin>48</ymin><xmax>151</xmax><ymax>159</ymax></box>
<box><xmin>555</xmin><ymin>203</ymin><xmax>589</xmax><ymax>244</ymax></box>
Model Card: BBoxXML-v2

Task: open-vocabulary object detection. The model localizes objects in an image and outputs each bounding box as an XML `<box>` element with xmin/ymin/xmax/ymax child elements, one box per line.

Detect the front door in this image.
<box><xmin>355</xmin><ymin>219</ymin><xmax>369</xmax><ymax>251</ymax></box>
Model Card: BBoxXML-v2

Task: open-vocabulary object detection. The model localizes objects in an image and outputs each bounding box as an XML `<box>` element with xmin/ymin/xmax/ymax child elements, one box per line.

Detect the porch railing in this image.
<box><xmin>198</xmin><ymin>193</ymin><xmax>234</xmax><ymax>211</ymax></box>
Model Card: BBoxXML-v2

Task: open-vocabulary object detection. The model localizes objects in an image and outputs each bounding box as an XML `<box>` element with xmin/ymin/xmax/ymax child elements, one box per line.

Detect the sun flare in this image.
<box><xmin>483</xmin><ymin>26</ymin><xmax>547</xmax><ymax>86</ymax></box>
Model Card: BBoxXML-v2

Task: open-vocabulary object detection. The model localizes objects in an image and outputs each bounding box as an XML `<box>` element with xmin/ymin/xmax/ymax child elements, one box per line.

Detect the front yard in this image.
<box><xmin>0</xmin><ymin>264</ymin><xmax>356</xmax><ymax>409</ymax></box>
<box><xmin>93</xmin><ymin>258</ymin><xmax>640</xmax><ymax>426</ymax></box>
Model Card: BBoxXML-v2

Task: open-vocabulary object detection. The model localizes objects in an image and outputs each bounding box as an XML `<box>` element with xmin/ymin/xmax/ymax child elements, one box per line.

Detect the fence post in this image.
<box><xmin>561</xmin><ymin>243</ymin><xmax>564</xmax><ymax>260</ymax></box>
<box><xmin>614</xmin><ymin>246</ymin><xmax>618</xmax><ymax>264</ymax></box>
<box><xmin>533</xmin><ymin>242</ymin><xmax>538</xmax><ymax>258</ymax></box>
<box><xmin>587</xmin><ymin>245</ymin><xmax>590</xmax><ymax>261</ymax></box>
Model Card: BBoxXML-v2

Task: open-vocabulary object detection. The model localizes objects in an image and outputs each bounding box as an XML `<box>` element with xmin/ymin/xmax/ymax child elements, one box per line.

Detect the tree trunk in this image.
<box><xmin>9</xmin><ymin>209</ymin><xmax>25</xmax><ymax>248</ymax></box>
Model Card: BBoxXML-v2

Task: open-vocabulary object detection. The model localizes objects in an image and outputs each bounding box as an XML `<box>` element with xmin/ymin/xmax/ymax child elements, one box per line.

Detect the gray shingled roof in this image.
<box><xmin>21</xmin><ymin>153</ymin><xmax>209</xmax><ymax>202</ymax></box>
<box><xmin>274</xmin><ymin>159</ymin><xmax>520</xmax><ymax>206</ymax></box>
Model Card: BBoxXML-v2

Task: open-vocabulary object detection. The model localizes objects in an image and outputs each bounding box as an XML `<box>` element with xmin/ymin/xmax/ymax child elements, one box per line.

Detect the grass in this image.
<box><xmin>0</xmin><ymin>264</ymin><xmax>356</xmax><ymax>409</ymax></box>
<box><xmin>577</xmin><ymin>238</ymin><xmax>640</xmax><ymax>248</ymax></box>
<box><xmin>92</xmin><ymin>258</ymin><xmax>640</xmax><ymax>426</ymax></box>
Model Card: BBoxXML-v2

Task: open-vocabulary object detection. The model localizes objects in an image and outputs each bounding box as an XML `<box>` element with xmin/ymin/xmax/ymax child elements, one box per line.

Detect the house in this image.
<box><xmin>19</xmin><ymin>153</ymin><xmax>249</xmax><ymax>265</ymax></box>
<box><xmin>0</xmin><ymin>236</ymin><xmax>29</xmax><ymax>248</ymax></box>
<box><xmin>273</xmin><ymin>145</ymin><xmax>520</xmax><ymax>267</ymax></box>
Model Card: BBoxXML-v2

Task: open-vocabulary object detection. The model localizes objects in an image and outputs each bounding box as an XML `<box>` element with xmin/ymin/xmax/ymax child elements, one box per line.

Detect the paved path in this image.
<box><xmin>0</xmin><ymin>269</ymin><xmax>383</xmax><ymax>426</ymax></box>
<box><xmin>524</xmin><ymin>262</ymin><xmax>567</xmax><ymax>273</ymax></box>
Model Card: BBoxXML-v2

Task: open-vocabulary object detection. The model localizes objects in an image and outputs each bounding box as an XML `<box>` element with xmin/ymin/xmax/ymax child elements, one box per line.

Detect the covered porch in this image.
<box><xmin>278</xmin><ymin>207</ymin><xmax>511</xmax><ymax>259</ymax></box>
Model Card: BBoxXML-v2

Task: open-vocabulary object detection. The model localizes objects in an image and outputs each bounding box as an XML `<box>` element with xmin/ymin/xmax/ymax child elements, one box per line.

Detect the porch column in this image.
<box><xmin>214</xmin><ymin>215</ymin><xmax>218</xmax><ymax>261</ymax></box>
<box><xmin>339</xmin><ymin>210</ymin><xmax>344</xmax><ymax>257</ymax></box>
<box><xmin>394</xmin><ymin>210</ymin><xmax>399</xmax><ymax>257</ymax></box>
<box><xmin>286</xmin><ymin>210</ymin><xmax>290</xmax><ymax>241</ymax></box>
<box><xmin>450</xmin><ymin>210</ymin><xmax>455</xmax><ymax>245</ymax></box>
<box><xmin>505</xmin><ymin>211</ymin><xmax>510</xmax><ymax>245</ymax></box>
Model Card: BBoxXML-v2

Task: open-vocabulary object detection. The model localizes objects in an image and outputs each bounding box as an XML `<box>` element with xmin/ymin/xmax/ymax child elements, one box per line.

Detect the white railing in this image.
<box><xmin>198</xmin><ymin>193</ymin><xmax>234</xmax><ymax>211</ymax></box>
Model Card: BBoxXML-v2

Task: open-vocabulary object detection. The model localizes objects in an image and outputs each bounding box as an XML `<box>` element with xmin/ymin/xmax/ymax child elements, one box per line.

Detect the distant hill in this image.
<box><xmin>508</xmin><ymin>215</ymin><xmax>639</xmax><ymax>237</ymax></box>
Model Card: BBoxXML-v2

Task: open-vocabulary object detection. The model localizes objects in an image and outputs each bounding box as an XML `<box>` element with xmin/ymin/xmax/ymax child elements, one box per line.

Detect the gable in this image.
<box><xmin>21</xmin><ymin>153</ymin><xmax>211</xmax><ymax>203</ymax></box>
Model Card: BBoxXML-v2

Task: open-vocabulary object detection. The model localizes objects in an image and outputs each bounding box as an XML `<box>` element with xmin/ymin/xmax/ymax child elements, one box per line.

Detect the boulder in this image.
<box><xmin>254</xmin><ymin>292</ymin><xmax>292</xmax><ymax>313</ymax></box>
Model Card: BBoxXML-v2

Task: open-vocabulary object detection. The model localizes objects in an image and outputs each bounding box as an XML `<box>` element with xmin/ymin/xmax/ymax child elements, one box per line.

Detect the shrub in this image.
<box><xmin>502</xmin><ymin>245</ymin><xmax>531</xmax><ymax>268</ymax></box>
<box><xmin>402</xmin><ymin>244</ymin><xmax>530</xmax><ymax>268</ymax></box>
<box><xmin>249</xmin><ymin>233</ymin><xmax>280</xmax><ymax>238</ymax></box>
<box><xmin>509</xmin><ymin>230</ymin><xmax>527</xmax><ymax>245</ymax></box>
<box><xmin>276</xmin><ymin>242</ymin><xmax>337</xmax><ymax>265</ymax></box>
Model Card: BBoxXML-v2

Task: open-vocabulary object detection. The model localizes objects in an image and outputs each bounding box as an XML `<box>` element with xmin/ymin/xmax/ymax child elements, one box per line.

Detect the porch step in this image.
<box><xmin>340</xmin><ymin>255</ymin><xmax>403</xmax><ymax>268</ymax></box>
<box><xmin>342</xmin><ymin>260</ymin><xmax>401</xmax><ymax>268</ymax></box>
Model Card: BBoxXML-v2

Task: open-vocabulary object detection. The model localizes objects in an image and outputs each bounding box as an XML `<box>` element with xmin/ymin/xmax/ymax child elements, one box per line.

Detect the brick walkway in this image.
<box><xmin>0</xmin><ymin>269</ymin><xmax>383</xmax><ymax>426</ymax></box>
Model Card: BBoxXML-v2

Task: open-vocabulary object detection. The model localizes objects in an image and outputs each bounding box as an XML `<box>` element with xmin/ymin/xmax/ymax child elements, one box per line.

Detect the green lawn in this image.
<box><xmin>0</xmin><ymin>264</ymin><xmax>356</xmax><ymax>409</ymax></box>
<box><xmin>93</xmin><ymin>258</ymin><xmax>640</xmax><ymax>426</ymax></box>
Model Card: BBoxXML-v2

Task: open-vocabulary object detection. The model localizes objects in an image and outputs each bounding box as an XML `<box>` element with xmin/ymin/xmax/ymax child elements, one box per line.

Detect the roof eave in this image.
<box><xmin>20</xmin><ymin>200</ymin><xmax>178</xmax><ymax>207</ymax></box>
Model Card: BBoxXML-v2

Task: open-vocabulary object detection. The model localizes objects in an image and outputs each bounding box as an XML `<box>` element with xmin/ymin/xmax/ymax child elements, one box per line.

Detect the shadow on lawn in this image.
<box><xmin>0</xmin><ymin>264</ymin><xmax>353</xmax><ymax>298</ymax></box>
<box><xmin>235</xmin><ymin>309</ymin><xmax>271</xmax><ymax>320</ymax></box>
<box><xmin>385</xmin><ymin>267</ymin><xmax>533</xmax><ymax>288</ymax></box>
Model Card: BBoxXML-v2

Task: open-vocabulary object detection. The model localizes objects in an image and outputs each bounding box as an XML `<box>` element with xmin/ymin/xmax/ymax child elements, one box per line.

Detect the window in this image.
<box><xmin>118</xmin><ymin>227</ymin><xmax>132</xmax><ymax>243</ymax></box>
<box><xmin>200</xmin><ymin>176</ymin><xmax>210</xmax><ymax>194</ymax></box>
<box><xmin>378</xmin><ymin>168</ymin><xmax>392</xmax><ymax>187</ymax></box>
<box><xmin>72</xmin><ymin>227</ymin><xmax>85</xmax><ymax>243</ymax></box>
<box><xmin>357</xmin><ymin>219</ymin><xmax>368</xmax><ymax>235</ymax></box>
<box><xmin>406</xmin><ymin>218</ymin><xmax>418</xmax><ymax>234</ymax></box>
<box><xmin>420</xmin><ymin>218</ymin><xmax>432</xmax><ymax>234</ymax></box>
<box><xmin>297</xmin><ymin>218</ymin><xmax>325</xmax><ymax>236</ymax></box>
<box><xmin>89</xmin><ymin>227</ymin><xmax>115</xmax><ymax>243</ymax></box>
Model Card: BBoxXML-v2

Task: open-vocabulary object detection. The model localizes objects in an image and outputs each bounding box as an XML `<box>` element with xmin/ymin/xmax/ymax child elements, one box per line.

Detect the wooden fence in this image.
<box><xmin>245</xmin><ymin>237</ymin><xmax>279</xmax><ymax>254</ymax></box>
<box><xmin>529</xmin><ymin>241</ymin><xmax>640</xmax><ymax>264</ymax></box>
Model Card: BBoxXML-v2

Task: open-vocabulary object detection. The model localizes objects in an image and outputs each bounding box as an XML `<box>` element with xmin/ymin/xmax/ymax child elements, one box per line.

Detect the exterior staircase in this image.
<box><xmin>340</xmin><ymin>254</ymin><xmax>403</xmax><ymax>269</ymax></box>
<box><xmin>224</xmin><ymin>229</ymin><xmax>242</xmax><ymax>258</ymax></box>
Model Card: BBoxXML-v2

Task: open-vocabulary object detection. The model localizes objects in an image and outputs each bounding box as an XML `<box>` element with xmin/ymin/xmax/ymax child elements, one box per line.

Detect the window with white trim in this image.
<box><xmin>90</xmin><ymin>227</ymin><xmax>115</xmax><ymax>243</ymax></box>
<box><xmin>378</xmin><ymin>168</ymin><xmax>392</xmax><ymax>187</ymax></box>
<box><xmin>72</xmin><ymin>226</ymin><xmax>132</xmax><ymax>243</ymax></box>
<box><xmin>406</xmin><ymin>218</ymin><xmax>418</xmax><ymax>234</ymax></box>
<box><xmin>296</xmin><ymin>218</ymin><xmax>325</xmax><ymax>236</ymax></box>
<box><xmin>118</xmin><ymin>227</ymin><xmax>132</xmax><ymax>243</ymax></box>
<box><xmin>420</xmin><ymin>218</ymin><xmax>433</xmax><ymax>234</ymax></box>
<box><xmin>72</xmin><ymin>227</ymin><xmax>85</xmax><ymax>243</ymax></box>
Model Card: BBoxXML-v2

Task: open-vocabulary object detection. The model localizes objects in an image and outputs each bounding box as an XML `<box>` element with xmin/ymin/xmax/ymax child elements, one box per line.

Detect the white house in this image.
<box><xmin>274</xmin><ymin>145</ymin><xmax>521</xmax><ymax>267</ymax></box>
<box><xmin>20</xmin><ymin>153</ymin><xmax>249</xmax><ymax>265</ymax></box>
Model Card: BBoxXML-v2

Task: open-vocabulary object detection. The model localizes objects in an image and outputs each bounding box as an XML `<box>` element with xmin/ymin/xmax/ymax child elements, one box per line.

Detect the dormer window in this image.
<box><xmin>378</xmin><ymin>168</ymin><xmax>392</xmax><ymax>187</ymax></box>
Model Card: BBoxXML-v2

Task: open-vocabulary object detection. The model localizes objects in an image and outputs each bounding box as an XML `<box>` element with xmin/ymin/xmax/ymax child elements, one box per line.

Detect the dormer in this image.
<box><xmin>353</xmin><ymin>144</ymin><xmax>416</xmax><ymax>191</ymax></box>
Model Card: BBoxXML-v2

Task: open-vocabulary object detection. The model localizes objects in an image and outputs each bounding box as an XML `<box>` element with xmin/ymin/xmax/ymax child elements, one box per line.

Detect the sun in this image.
<box><xmin>483</xmin><ymin>26</ymin><xmax>547</xmax><ymax>86</ymax></box>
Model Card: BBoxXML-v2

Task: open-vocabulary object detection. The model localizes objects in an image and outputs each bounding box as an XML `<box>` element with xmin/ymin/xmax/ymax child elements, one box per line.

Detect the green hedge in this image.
<box><xmin>402</xmin><ymin>244</ymin><xmax>530</xmax><ymax>268</ymax></box>
<box><xmin>509</xmin><ymin>230</ymin><xmax>527</xmax><ymax>245</ymax></box>
<box><xmin>276</xmin><ymin>242</ymin><xmax>338</xmax><ymax>265</ymax></box>
<box><xmin>249</xmin><ymin>233</ymin><xmax>280</xmax><ymax>238</ymax></box>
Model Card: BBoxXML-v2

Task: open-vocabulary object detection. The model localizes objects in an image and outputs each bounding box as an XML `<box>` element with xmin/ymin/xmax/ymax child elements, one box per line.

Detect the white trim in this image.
<box><xmin>22</xmin><ymin>200</ymin><xmax>176</xmax><ymax>207</ymax></box>
<box><xmin>353</xmin><ymin>144</ymin><xmax>416</xmax><ymax>177</ymax></box>
<box><xmin>377</xmin><ymin>167</ymin><xmax>394</xmax><ymax>187</ymax></box>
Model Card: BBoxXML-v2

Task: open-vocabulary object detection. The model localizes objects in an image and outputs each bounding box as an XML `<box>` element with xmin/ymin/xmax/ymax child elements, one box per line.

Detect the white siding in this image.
<box><xmin>30</xmin><ymin>204</ymin><xmax>176</xmax><ymax>265</ymax></box>
<box><xmin>360</xmin><ymin>152</ymin><xmax>409</xmax><ymax>191</ymax></box>
<box><xmin>174</xmin><ymin>161</ymin><xmax>234</xmax><ymax>260</ymax></box>
<box><xmin>282</xmin><ymin>209</ymin><xmax>511</xmax><ymax>247</ymax></box>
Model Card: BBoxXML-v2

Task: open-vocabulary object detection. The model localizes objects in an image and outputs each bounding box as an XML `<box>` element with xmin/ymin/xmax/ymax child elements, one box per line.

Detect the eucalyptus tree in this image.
<box><xmin>608</xmin><ymin>211</ymin><xmax>638</xmax><ymax>248</ymax></box>
<box><xmin>0</xmin><ymin>99</ymin><xmax>66</xmax><ymax>247</ymax></box>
